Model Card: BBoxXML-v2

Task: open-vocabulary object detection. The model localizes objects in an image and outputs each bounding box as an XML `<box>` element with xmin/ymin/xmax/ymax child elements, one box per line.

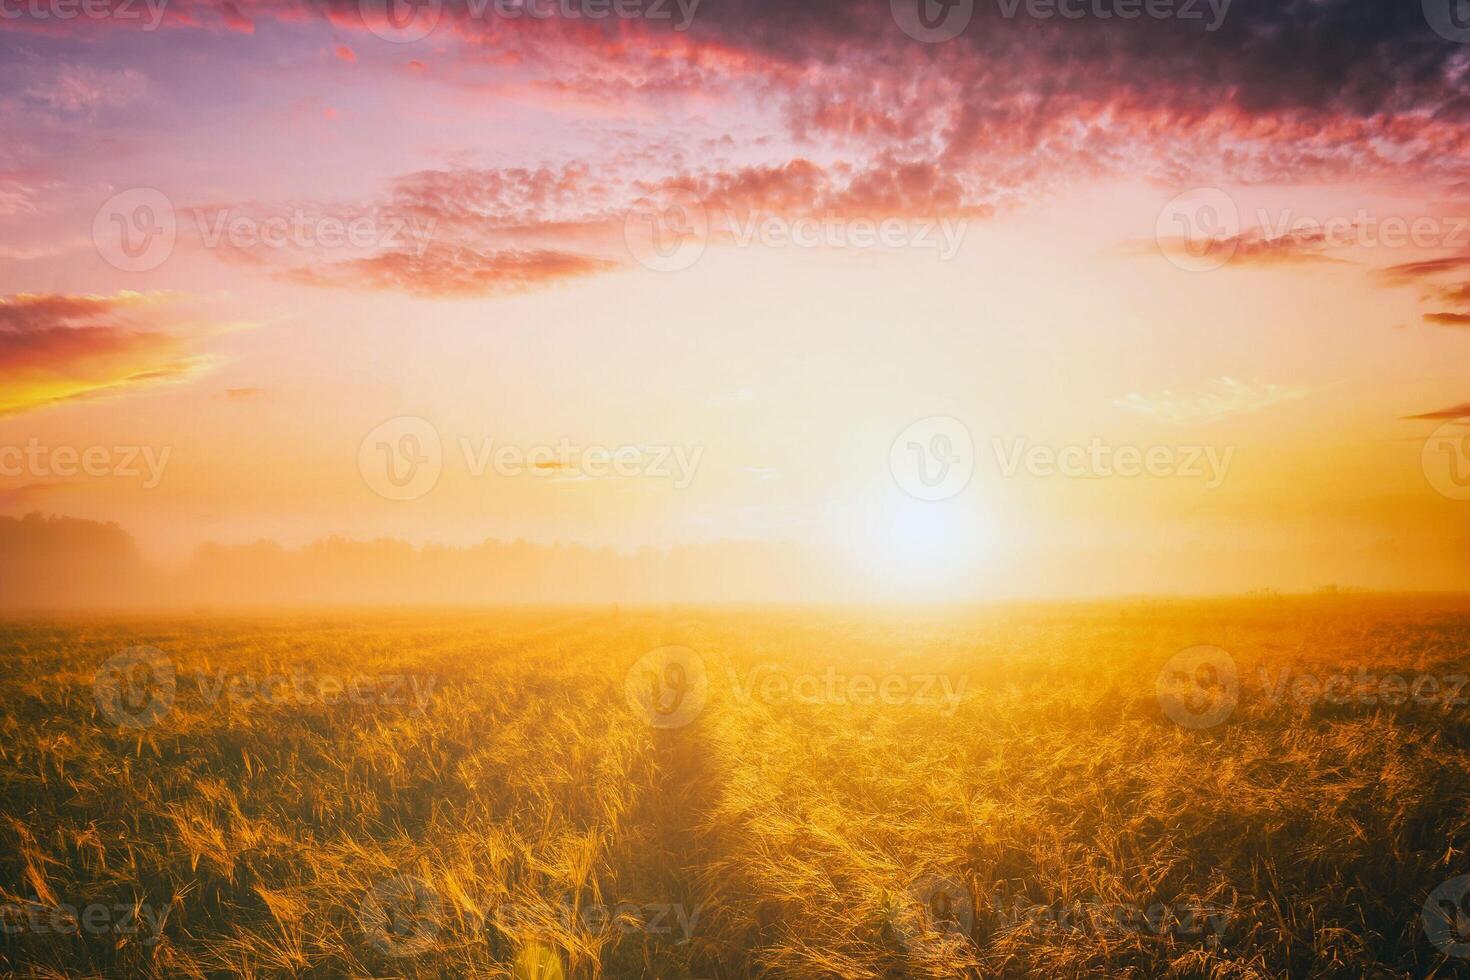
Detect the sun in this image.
<box><xmin>838</xmin><ymin>487</ymin><xmax>990</xmax><ymax>594</ymax></box>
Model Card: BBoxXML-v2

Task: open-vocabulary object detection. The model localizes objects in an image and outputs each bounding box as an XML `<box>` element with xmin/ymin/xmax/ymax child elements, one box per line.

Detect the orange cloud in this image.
<box><xmin>0</xmin><ymin>292</ymin><xmax>214</xmax><ymax>415</ymax></box>
<box><xmin>284</xmin><ymin>246</ymin><xmax>616</xmax><ymax>297</ymax></box>
<box><xmin>1377</xmin><ymin>254</ymin><xmax>1470</xmax><ymax>326</ymax></box>
<box><xmin>1378</xmin><ymin>256</ymin><xmax>1470</xmax><ymax>284</ymax></box>
<box><xmin>1405</xmin><ymin>403</ymin><xmax>1470</xmax><ymax>421</ymax></box>
<box><xmin>1143</xmin><ymin>227</ymin><xmax>1348</xmax><ymax>270</ymax></box>
<box><xmin>225</xmin><ymin>387</ymin><xmax>269</xmax><ymax>400</ymax></box>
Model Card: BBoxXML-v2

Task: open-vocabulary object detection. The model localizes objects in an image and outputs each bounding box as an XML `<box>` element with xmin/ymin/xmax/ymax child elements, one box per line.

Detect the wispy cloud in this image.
<box><xmin>1114</xmin><ymin>377</ymin><xmax>1309</xmax><ymax>425</ymax></box>
<box><xmin>1404</xmin><ymin>403</ymin><xmax>1470</xmax><ymax>421</ymax></box>
<box><xmin>1147</xmin><ymin>227</ymin><xmax>1348</xmax><ymax>269</ymax></box>
<box><xmin>283</xmin><ymin>246</ymin><xmax>617</xmax><ymax>297</ymax></box>
<box><xmin>1375</xmin><ymin>254</ymin><xmax>1470</xmax><ymax>327</ymax></box>
<box><xmin>24</xmin><ymin>65</ymin><xmax>147</xmax><ymax>113</ymax></box>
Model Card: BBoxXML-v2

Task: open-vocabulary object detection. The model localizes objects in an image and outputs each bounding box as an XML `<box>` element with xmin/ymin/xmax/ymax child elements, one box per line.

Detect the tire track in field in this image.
<box><xmin>611</xmin><ymin>617</ymin><xmax>750</xmax><ymax>980</ymax></box>
<box><xmin>644</xmin><ymin>720</ymin><xmax>732</xmax><ymax>979</ymax></box>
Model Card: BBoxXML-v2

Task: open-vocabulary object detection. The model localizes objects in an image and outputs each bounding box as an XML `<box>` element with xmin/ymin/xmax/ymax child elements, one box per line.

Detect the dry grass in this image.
<box><xmin>1</xmin><ymin>596</ymin><xmax>1468</xmax><ymax>977</ymax></box>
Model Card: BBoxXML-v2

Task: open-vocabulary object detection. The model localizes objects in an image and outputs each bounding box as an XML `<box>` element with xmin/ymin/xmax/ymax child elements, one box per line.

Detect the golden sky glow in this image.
<box><xmin>1</xmin><ymin>0</ymin><xmax>1468</xmax><ymax>601</ymax></box>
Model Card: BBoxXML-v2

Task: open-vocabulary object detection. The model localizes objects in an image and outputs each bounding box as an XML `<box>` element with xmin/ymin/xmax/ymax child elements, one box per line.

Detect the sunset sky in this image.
<box><xmin>2</xmin><ymin>0</ymin><xmax>1469</xmax><ymax>598</ymax></box>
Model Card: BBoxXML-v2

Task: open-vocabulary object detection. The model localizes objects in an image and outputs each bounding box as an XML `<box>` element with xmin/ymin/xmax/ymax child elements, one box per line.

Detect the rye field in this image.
<box><xmin>2</xmin><ymin>595</ymin><xmax>1470</xmax><ymax>978</ymax></box>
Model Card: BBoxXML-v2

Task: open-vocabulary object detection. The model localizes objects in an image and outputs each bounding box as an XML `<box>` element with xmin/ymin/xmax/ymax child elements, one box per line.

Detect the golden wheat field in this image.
<box><xmin>3</xmin><ymin>595</ymin><xmax>1470</xmax><ymax>978</ymax></box>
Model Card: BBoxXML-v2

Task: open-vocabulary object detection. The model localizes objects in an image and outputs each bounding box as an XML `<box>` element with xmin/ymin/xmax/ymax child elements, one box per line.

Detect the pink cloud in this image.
<box><xmin>284</xmin><ymin>246</ymin><xmax>616</xmax><ymax>297</ymax></box>
<box><xmin>24</xmin><ymin>66</ymin><xmax>147</xmax><ymax>114</ymax></box>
